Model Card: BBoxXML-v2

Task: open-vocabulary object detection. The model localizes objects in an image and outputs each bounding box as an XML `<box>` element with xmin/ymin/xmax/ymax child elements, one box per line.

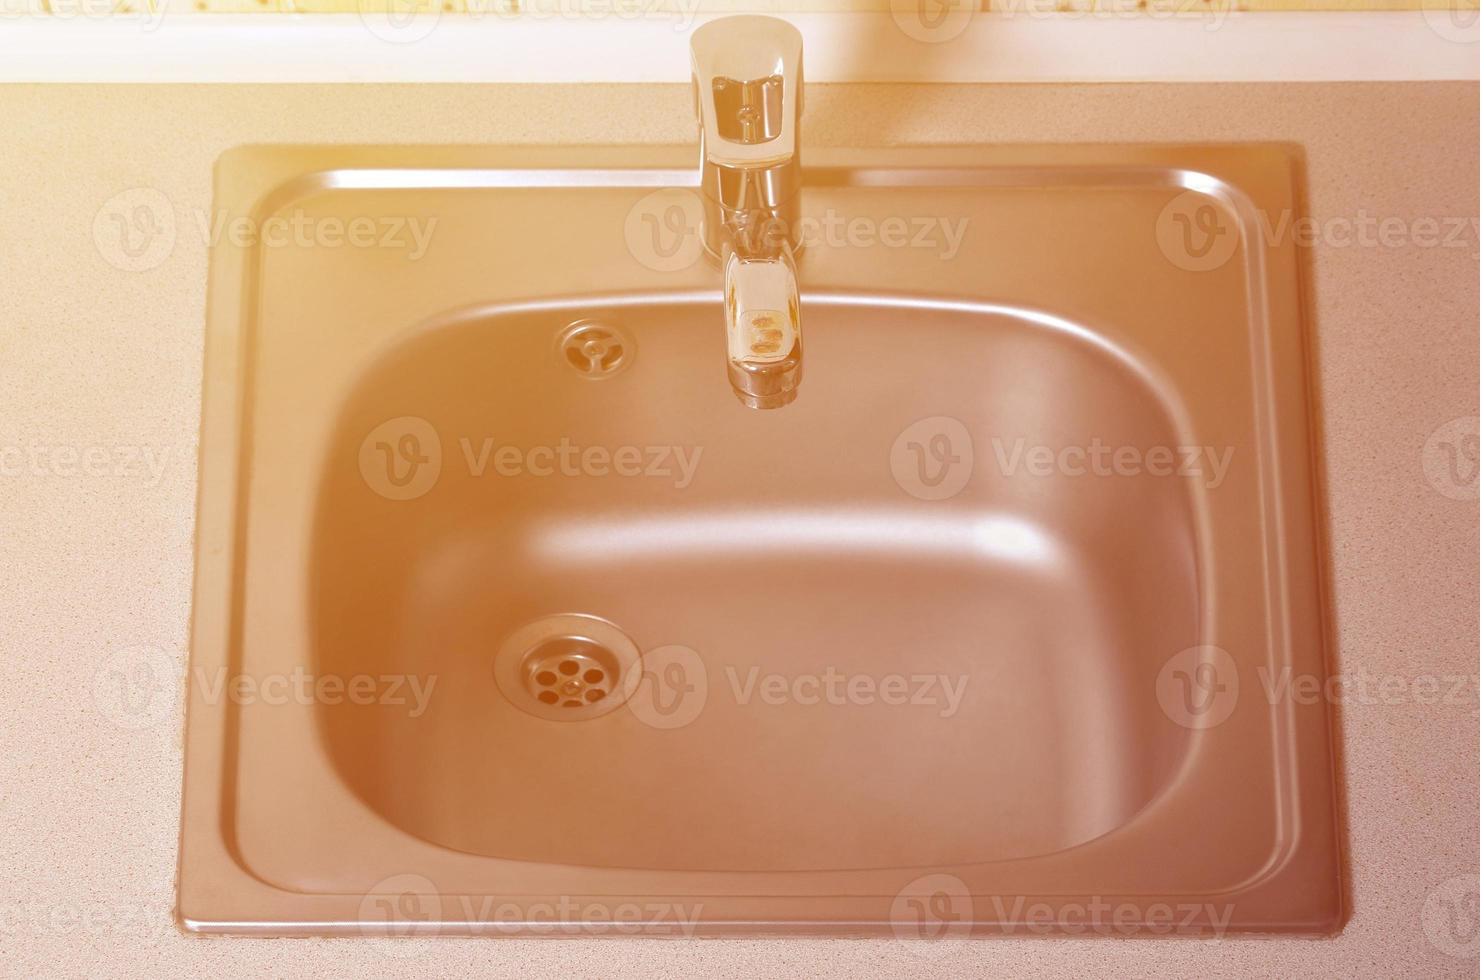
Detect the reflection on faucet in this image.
<box><xmin>691</xmin><ymin>15</ymin><xmax>804</xmax><ymax>409</ymax></box>
<box><xmin>724</xmin><ymin>245</ymin><xmax>801</xmax><ymax>409</ymax></box>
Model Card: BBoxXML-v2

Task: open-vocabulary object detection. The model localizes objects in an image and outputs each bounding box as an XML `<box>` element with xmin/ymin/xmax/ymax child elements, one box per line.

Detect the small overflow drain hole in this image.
<box><xmin>557</xmin><ymin>320</ymin><xmax>634</xmax><ymax>380</ymax></box>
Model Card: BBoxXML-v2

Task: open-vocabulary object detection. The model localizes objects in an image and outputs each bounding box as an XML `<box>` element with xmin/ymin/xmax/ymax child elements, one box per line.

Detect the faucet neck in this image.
<box><xmin>691</xmin><ymin>16</ymin><xmax>804</xmax><ymax>258</ymax></box>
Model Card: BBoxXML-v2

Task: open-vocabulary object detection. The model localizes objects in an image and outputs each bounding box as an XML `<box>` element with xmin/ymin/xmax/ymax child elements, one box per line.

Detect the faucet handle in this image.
<box><xmin>691</xmin><ymin>16</ymin><xmax>803</xmax><ymax>168</ymax></box>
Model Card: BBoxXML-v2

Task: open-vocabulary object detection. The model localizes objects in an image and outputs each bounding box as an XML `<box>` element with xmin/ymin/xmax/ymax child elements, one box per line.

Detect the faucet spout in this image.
<box><xmin>691</xmin><ymin>15</ymin><xmax>804</xmax><ymax>409</ymax></box>
<box><xmin>724</xmin><ymin>240</ymin><xmax>802</xmax><ymax>409</ymax></box>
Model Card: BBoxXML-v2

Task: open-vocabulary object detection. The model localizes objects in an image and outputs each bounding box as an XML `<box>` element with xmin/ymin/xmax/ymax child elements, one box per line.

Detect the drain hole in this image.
<box><xmin>502</xmin><ymin>626</ymin><xmax>634</xmax><ymax>722</ymax></box>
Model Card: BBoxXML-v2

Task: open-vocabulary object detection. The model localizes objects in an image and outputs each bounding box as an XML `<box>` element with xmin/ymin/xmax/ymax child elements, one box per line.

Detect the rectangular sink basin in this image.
<box><xmin>178</xmin><ymin>143</ymin><xmax>1343</xmax><ymax>937</ymax></box>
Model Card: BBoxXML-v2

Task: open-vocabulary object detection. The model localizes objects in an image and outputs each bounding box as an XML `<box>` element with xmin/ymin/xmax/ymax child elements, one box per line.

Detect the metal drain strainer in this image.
<box><xmin>493</xmin><ymin>614</ymin><xmax>640</xmax><ymax>722</ymax></box>
<box><xmin>524</xmin><ymin>637</ymin><xmax>618</xmax><ymax>708</ymax></box>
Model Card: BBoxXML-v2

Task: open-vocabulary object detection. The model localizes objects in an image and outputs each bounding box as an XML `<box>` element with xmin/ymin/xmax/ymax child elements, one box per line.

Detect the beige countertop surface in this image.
<box><xmin>0</xmin><ymin>83</ymin><xmax>1477</xmax><ymax>978</ymax></box>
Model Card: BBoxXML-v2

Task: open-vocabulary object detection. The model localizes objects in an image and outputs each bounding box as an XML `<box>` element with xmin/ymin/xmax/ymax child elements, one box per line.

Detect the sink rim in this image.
<box><xmin>177</xmin><ymin>142</ymin><xmax>1342</xmax><ymax>937</ymax></box>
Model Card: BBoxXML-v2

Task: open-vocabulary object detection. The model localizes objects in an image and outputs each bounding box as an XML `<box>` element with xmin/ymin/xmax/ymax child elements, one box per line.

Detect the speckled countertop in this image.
<box><xmin>0</xmin><ymin>83</ymin><xmax>1477</xmax><ymax>978</ymax></box>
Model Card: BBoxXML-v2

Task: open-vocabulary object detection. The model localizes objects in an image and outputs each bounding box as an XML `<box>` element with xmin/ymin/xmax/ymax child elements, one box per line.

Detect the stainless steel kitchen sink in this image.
<box><xmin>177</xmin><ymin>142</ymin><xmax>1342</xmax><ymax>937</ymax></box>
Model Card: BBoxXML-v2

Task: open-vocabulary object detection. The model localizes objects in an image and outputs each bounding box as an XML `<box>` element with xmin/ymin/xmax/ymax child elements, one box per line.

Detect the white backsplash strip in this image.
<box><xmin>1</xmin><ymin>12</ymin><xmax>1477</xmax><ymax>82</ymax></box>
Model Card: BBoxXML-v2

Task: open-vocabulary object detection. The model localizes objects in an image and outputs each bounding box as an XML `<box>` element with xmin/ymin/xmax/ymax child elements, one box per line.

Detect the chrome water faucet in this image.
<box><xmin>690</xmin><ymin>15</ymin><xmax>804</xmax><ymax>410</ymax></box>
